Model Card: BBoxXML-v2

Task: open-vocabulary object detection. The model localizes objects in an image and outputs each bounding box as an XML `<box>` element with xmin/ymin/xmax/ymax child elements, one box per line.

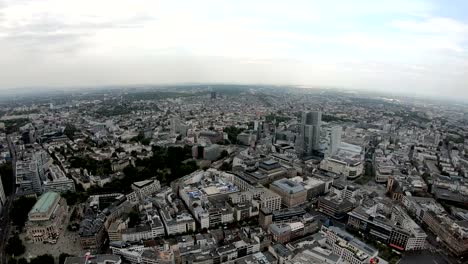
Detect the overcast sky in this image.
<box><xmin>0</xmin><ymin>0</ymin><xmax>467</xmax><ymax>99</ymax></box>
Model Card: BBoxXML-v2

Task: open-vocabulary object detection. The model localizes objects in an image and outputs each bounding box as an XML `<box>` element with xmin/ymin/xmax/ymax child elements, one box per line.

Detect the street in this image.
<box><xmin>0</xmin><ymin>135</ymin><xmax>17</xmax><ymax>264</ymax></box>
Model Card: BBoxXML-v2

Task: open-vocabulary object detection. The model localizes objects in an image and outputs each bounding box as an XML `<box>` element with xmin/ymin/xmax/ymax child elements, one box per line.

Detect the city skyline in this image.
<box><xmin>0</xmin><ymin>0</ymin><xmax>467</xmax><ymax>100</ymax></box>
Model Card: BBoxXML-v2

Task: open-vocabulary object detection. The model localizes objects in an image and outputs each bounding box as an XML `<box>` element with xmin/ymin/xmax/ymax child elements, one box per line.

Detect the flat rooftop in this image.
<box><xmin>271</xmin><ymin>178</ymin><xmax>305</xmax><ymax>193</ymax></box>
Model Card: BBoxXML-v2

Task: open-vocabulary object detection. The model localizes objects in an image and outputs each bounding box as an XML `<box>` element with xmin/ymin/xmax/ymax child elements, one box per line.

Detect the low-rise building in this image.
<box><xmin>323</xmin><ymin>226</ymin><xmax>379</xmax><ymax>264</ymax></box>
<box><xmin>64</xmin><ymin>254</ymin><xmax>122</xmax><ymax>264</ymax></box>
<box><xmin>132</xmin><ymin>179</ymin><xmax>161</xmax><ymax>201</ymax></box>
<box><xmin>270</xmin><ymin>179</ymin><xmax>307</xmax><ymax>208</ymax></box>
<box><xmin>317</xmin><ymin>196</ymin><xmax>354</xmax><ymax>220</ymax></box>
<box><xmin>26</xmin><ymin>192</ymin><xmax>68</xmax><ymax>243</ymax></box>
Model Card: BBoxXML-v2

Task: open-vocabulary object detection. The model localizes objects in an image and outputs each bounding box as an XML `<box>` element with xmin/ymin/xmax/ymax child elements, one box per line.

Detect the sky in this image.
<box><xmin>0</xmin><ymin>0</ymin><xmax>467</xmax><ymax>99</ymax></box>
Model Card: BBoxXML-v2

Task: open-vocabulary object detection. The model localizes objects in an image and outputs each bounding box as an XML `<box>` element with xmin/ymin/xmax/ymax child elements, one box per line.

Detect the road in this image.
<box><xmin>0</xmin><ymin>135</ymin><xmax>17</xmax><ymax>264</ymax></box>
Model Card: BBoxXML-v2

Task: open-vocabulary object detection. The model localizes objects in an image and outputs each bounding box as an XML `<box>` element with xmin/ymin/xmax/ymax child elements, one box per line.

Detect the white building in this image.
<box><xmin>132</xmin><ymin>179</ymin><xmax>161</xmax><ymax>201</ymax></box>
<box><xmin>320</xmin><ymin>158</ymin><xmax>363</xmax><ymax>180</ymax></box>
<box><xmin>324</xmin><ymin>226</ymin><xmax>379</xmax><ymax>264</ymax></box>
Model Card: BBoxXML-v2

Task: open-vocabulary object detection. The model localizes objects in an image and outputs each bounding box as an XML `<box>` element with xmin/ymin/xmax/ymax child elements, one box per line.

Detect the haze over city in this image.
<box><xmin>1</xmin><ymin>0</ymin><xmax>467</xmax><ymax>99</ymax></box>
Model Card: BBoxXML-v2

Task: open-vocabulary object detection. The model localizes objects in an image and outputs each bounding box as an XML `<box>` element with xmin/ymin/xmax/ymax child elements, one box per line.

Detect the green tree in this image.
<box><xmin>30</xmin><ymin>254</ymin><xmax>54</xmax><ymax>264</ymax></box>
<box><xmin>220</xmin><ymin>150</ymin><xmax>228</xmax><ymax>159</ymax></box>
<box><xmin>0</xmin><ymin>162</ymin><xmax>13</xmax><ymax>195</ymax></box>
<box><xmin>219</xmin><ymin>162</ymin><xmax>232</xmax><ymax>172</ymax></box>
<box><xmin>64</xmin><ymin>123</ymin><xmax>78</xmax><ymax>140</ymax></box>
<box><xmin>59</xmin><ymin>253</ymin><xmax>72</xmax><ymax>264</ymax></box>
<box><xmin>5</xmin><ymin>235</ymin><xmax>25</xmax><ymax>256</ymax></box>
<box><xmin>128</xmin><ymin>211</ymin><xmax>140</xmax><ymax>228</ymax></box>
<box><xmin>11</xmin><ymin>197</ymin><xmax>36</xmax><ymax>231</ymax></box>
<box><xmin>223</xmin><ymin>126</ymin><xmax>244</xmax><ymax>144</ymax></box>
<box><xmin>7</xmin><ymin>257</ymin><xmax>17</xmax><ymax>264</ymax></box>
<box><xmin>17</xmin><ymin>258</ymin><xmax>28</xmax><ymax>264</ymax></box>
<box><xmin>62</xmin><ymin>191</ymin><xmax>88</xmax><ymax>206</ymax></box>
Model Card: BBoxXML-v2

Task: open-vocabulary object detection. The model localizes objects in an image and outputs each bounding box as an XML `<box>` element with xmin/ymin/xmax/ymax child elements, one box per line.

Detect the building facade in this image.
<box><xmin>26</xmin><ymin>192</ymin><xmax>68</xmax><ymax>243</ymax></box>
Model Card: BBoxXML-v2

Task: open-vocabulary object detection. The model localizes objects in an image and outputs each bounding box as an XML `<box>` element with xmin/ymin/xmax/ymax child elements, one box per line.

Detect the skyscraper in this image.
<box><xmin>330</xmin><ymin>125</ymin><xmax>342</xmax><ymax>156</ymax></box>
<box><xmin>297</xmin><ymin>111</ymin><xmax>322</xmax><ymax>156</ymax></box>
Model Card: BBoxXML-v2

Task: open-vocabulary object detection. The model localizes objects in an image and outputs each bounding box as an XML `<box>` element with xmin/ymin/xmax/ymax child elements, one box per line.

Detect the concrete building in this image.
<box><xmin>389</xmin><ymin>206</ymin><xmax>427</xmax><ymax>251</ymax></box>
<box><xmin>270</xmin><ymin>179</ymin><xmax>307</xmax><ymax>208</ymax></box>
<box><xmin>43</xmin><ymin>164</ymin><xmax>75</xmax><ymax>193</ymax></box>
<box><xmin>199</xmin><ymin>131</ymin><xmax>223</xmax><ymax>144</ymax></box>
<box><xmin>43</xmin><ymin>177</ymin><xmax>75</xmax><ymax>193</ymax></box>
<box><xmin>347</xmin><ymin>203</ymin><xmax>427</xmax><ymax>252</ymax></box>
<box><xmin>297</xmin><ymin>111</ymin><xmax>322</xmax><ymax>156</ymax></box>
<box><xmin>269</xmin><ymin>222</ymin><xmax>305</xmax><ymax>243</ymax></box>
<box><xmin>317</xmin><ymin>196</ymin><xmax>354</xmax><ymax>220</ymax></box>
<box><xmin>320</xmin><ymin>157</ymin><xmax>363</xmax><ymax>180</ymax></box>
<box><xmin>131</xmin><ymin>178</ymin><xmax>161</xmax><ymax>201</ymax></box>
<box><xmin>64</xmin><ymin>255</ymin><xmax>122</xmax><ymax>264</ymax></box>
<box><xmin>323</xmin><ymin>226</ymin><xmax>379</xmax><ymax>264</ymax></box>
<box><xmin>252</xmin><ymin>187</ymin><xmax>282</xmax><ymax>212</ymax></box>
<box><xmin>329</xmin><ymin>126</ymin><xmax>342</xmax><ymax>156</ymax></box>
<box><xmin>203</xmin><ymin>144</ymin><xmax>221</xmax><ymax>161</ymax></box>
<box><xmin>159</xmin><ymin>208</ymin><xmax>196</xmax><ymax>236</ymax></box>
<box><xmin>16</xmin><ymin>160</ymin><xmax>43</xmax><ymax>195</ymax></box>
<box><xmin>259</xmin><ymin>208</ymin><xmax>273</xmax><ymax>229</ymax></box>
<box><xmin>79</xmin><ymin>216</ymin><xmax>107</xmax><ymax>250</ymax></box>
<box><xmin>26</xmin><ymin>192</ymin><xmax>68</xmax><ymax>243</ymax></box>
<box><xmin>290</xmin><ymin>176</ymin><xmax>333</xmax><ymax>200</ymax></box>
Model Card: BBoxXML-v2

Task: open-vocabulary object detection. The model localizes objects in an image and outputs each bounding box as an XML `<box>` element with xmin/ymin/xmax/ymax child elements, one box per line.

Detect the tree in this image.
<box><xmin>64</xmin><ymin>123</ymin><xmax>78</xmax><ymax>140</ymax></box>
<box><xmin>59</xmin><ymin>253</ymin><xmax>72</xmax><ymax>264</ymax></box>
<box><xmin>0</xmin><ymin>162</ymin><xmax>13</xmax><ymax>195</ymax></box>
<box><xmin>223</xmin><ymin>126</ymin><xmax>245</xmax><ymax>144</ymax></box>
<box><xmin>89</xmin><ymin>146</ymin><xmax>198</xmax><ymax>193</ymax></box>
<box><xmin>62</xmin><ymin>191</ymin><xmax>88</xmax><ymax>206</ymax></box>
<box><xmin>5</xmin><ymin>235</ymin><xmax>25</xmax><ymax>256</ymax></box>
<box><xmin>128</xmin><ymin>211</ymin><xmax>140</xmax><ymax>228</ymax></box>
<box><xmin>220</xmin><ymin>150</ymin><xmax>228</xmax><ymax>159</ymax></box>
<box><xmin>219</xmin><ymin>162</ymin><xmax>232</xmax><ymax>172</ymax></box>
<box><xmin>17</xmin><ymin>258</ymin><xmax>28</xmax><ymax>264</ymax></box>
<box><xmin>11</xmin><ymin>196</ymin><xmax>36</xmax><ymax>231</ymax></box>
<box><xmin>7</xmin><ymin>257</ymin><xmax>17</xmax><ymax>264</ymax></box>
<box><xmin>115</xmin><ymin>147</ymin><xmax>125</xmax><ymax>153</ymax></box>
<box><xmin>30</xmin><ymin>254</ymin><xmax>54</xmax><ymax>264</ymax></box>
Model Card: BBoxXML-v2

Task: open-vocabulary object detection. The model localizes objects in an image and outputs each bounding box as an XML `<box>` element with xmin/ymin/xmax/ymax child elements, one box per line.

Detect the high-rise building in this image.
<box><xmin>171</xmin><ymin>117</ymin><xmax>188</xmax><ymax>136</ymax></box>
<box><xmin>16</xmin><ymin>160</ymin><xmax>43</xmax><ymax>195</ymax></box>
<box><xmin>170</xmin><ymin>117</ymin><xmax>181</xmax><ymax>135</ymax></box>
<box><xmin>330</xmin><ymin>126</ymin><xmax>342</xmax><ymax>156</ymax></box>
<box><xmin>297</xmin><ymin>111</ymin><xmax>321</xmax><ymax>156</ymax></box>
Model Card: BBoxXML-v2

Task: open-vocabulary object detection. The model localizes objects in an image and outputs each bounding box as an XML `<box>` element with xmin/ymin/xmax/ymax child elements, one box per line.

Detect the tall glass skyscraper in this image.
<box><xmin>297</xmin><ymin>111</ymin><xmax>321</xmax><ymax>156</ymax></box>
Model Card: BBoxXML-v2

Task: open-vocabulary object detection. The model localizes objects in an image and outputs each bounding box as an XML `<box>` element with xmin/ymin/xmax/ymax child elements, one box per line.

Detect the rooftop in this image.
<box><xmin>29</xmin><ymin>191</ymin><xmax>59</xmax><ymax>214</ymax></box>
<box><xmin>271</xmin><ymin>178</ymin><xmax>305</xmax><ymax>194</ymax></box>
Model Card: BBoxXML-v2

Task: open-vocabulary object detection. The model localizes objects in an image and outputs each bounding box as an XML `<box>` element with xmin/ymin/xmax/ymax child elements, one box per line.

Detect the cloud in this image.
<box><xmin>391</xmin><ymin>17</ymin><xmax>468</xmax><ymax>34</ymax></box>
<box><xmin>0</xmin><ymin>0</ymin><xmax>467</xmax><ymax>100</ymax></box>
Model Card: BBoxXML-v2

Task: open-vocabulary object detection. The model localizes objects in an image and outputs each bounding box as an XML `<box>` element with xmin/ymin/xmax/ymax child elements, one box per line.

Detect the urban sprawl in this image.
<box><xmin>0</xmin><ymin>86</ymin><xmax>467</xmax><ymax>264</ymax></box>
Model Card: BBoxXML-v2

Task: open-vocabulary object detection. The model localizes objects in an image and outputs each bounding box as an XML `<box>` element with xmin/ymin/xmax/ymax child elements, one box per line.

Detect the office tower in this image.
<box><xmin>254</xmin><ymin>121</ymin><xmax>259</xmax><ymax>131</ymax></box>
<box><xmin>211</xmin><ymin>91</ymin><xmax>217</xmax><ymax>99</ymax></box>
<box><xmin>297</xmin><ymin>111</ymin><xmax>322</xmax><ymax>156</ymax></box>
<box><xmin>171</xmin><ymin>117</ymin><xmax>188</xmax><ymax>137</ymax></box>
<box><xmin>170</xmin><ymin>117</ymin><xmax>181</xmax><ymax>135</ymax></box>
<box><xmin>330</xmin><ymin>126</ymin><xmax>342</xmax><ymax>155</ymax></box>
